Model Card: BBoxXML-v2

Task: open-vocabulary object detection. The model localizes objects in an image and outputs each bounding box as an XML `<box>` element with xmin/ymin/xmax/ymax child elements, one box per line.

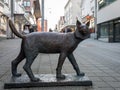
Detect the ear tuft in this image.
<box><xmin>76</xmin><ymin>20</ymin><xmax>81</xmax><ymax>26</ymax></box>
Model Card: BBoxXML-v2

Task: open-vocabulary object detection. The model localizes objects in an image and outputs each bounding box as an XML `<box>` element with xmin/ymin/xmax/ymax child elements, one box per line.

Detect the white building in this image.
<box><xmin>57</xmin><ymin>16</ymin><xmax>65</xmax><ymax>32</ymax></box>
<box><xmin>81</xmin><ymin>0</ymin><xmax>95</xmax><ymax>34</ymax></box>
<box><xmin>61</xmin><ymin>0</ymin><xmax>82</xmax><ymax>32</ymax></box>
<box><xmin>97</xmin><ymin>0</ymin><xmax>120</xmax><ymax>42</ymax></box>
<box><xmin>81</xmin><ymin>0</ymin><xmax>93</xmax><ymax>18</ymax></box>
<box><xmin>80</xmin><ymin>0</ymin><xmax>120</xmax><ymax>42</ymax></box>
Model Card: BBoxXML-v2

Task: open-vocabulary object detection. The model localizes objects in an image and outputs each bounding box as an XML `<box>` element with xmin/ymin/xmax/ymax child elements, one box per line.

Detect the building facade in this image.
<box><xmin>57</xmin><ymin>16</ymin><xmax>65</xmax><ymax>32</ymax></box>
<box><xmin>61</xmin><ymin>0</ymin><xmax>82</xmax><ymax>32</ymax></box>
<box><xmin>81</xmin><ymin>0</ymin><xmax>120</xmax><ymax>42</ymax></box>
<box><xmin>18</xmin><ymin>0</ymin><xmax>41</xmax><ymax>31</ymax></box>
<box><xmin>37</xmin><ymin>18</ymin><xmax>47</xmax><ymax>32</ymax></box>
<box><xmin>0</xmin><ymin>0</ymin><xmax>41</xmax><ymax>38</ymax></box>
<box><xmin>81</xmin><ymin>0</ymin><xmax>95</xmax><ymax>37</ymax></box>
<box><xmin>0</xmin><ymin>0</ymin><xmax>11</xmax><ymax>37</ymax></box>
<box><xmin>97</xmin><ymin>0</ymin><xmax>120</xmax><ymax>42</ymax></box>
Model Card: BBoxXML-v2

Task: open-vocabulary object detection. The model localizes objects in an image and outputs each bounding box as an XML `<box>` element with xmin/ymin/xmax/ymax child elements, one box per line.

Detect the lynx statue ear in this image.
<box><xmin>76</xmin><ymin>20</ymin><xmax>81</xmax><ymax>26</ymax></box>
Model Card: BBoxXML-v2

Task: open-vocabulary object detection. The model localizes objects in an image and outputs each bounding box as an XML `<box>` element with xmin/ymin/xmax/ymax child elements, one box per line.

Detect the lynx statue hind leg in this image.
<box><xmin>23</xmin><ymin>51</ymin><xmax>40</xmax><ymax>82</ymax></box>
<box><xmin>12</xmin><ymin>48</ymin><xmax>25</xmax><ymax>77</ymax></box>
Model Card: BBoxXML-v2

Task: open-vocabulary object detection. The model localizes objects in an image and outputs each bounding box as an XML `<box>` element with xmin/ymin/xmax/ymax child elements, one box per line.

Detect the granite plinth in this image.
<box><xmin>4</xmin><ymin>74</ymin><xmax>92</xmax><ymax>89</ymax></box>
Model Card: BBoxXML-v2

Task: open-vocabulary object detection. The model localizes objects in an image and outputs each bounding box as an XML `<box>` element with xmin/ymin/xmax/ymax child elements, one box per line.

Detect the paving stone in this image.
<box><xmin>85</xmin><ymin>72</ymin><xmax>97</xmax><ymax>77</ymax></box>
<box><xmin>114</xmin><ymin>76</ymin><xmax>120</xmax><ymax>81</ymax></box>
<box><xmin>94</xmin><ymin>72</ymin><xmax>109</xmax><ymax>77</ymax></box>
<box><xmin>107</xmin><ymin>82</ymin><xmax>120</xmax><ymax>88</ymax></box>
<box><xmin>115</xmin><ymin>88</ymin><xmax>120</xmax><ymax>90</ymax></box>
<box><xmin>94</xmin><ymin>87</ymin><xmax>114</xmax><ymax>90</ymax></box>
<box><xmin>89</xmin><ymin>77</ymin><xmax>103</xmax><ymax>82</ymax></box>
<box><xmin>100</xmin><ymin>76</ymin><xmax>117</xmax><ymax>82</ymax></box>
<box><xmin>93</xmin><ymin>81</ymin><xmax>112</xmax><ymax>88</ymax></box>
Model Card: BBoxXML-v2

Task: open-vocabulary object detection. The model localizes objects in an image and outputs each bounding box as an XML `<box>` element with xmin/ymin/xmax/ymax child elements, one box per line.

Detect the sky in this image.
<box><xmin>44</xmin><ymin>0</ymin><xmax>68</xmax><ymax>30</ymax></box>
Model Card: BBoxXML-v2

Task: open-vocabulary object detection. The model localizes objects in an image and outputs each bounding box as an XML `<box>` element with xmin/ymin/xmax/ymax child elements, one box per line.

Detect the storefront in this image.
<box><xmin>0</xmin><ymin>12</ymin><xmax>9</xmax><ymax>36</ymax></box>
<box><xmin>97</xmin><ymin>18</ymin><xmax>120</xmax><ymax>42</ymax></box>
<box><xmin>114</xmin><ymin>20</ymin><xmax>120</xmax><ymax>42</ymax></box>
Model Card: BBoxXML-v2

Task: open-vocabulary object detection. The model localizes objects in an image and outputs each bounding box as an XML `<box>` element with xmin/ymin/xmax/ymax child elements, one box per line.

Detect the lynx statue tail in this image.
<box><xmin>9</xmin><ymin>19</ymin><xmax>25</xmax><ymax>39</ymax></box>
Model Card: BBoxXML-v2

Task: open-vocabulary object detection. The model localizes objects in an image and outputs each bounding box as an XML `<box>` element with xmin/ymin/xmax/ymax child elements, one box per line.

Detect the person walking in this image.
<box><xmin>49</xmin><ymin>28</ymin><xmax>53</xmax><ymax>32</ymax></box>
<box><xmin>29</xmin><ymin>25</ymin><xmax>34</xmax><ymax>33</ymax></box>
<box><xmin>22</xmin><ymin>25</ymin><xmax>30</xmax><ymax>35</ymax></box>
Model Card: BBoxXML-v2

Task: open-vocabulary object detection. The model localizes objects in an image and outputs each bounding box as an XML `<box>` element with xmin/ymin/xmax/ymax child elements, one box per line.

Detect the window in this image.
<box><xmin>23</xmin><ymin>1</ymin><xmax>27</xmax><ymax>6</ymax></box>
<box><xmin>100</xmin><ymin>23</ymin><xmax>109</xmax><ymax>38</ymax></box>
<box><xmin>4</xmin><ymin>0</ymin><xmax>9</xmax><ymax>4</ymax></box>
<box><xmin>23</xmin><ymin>1</ymin><xmax>30</xmax><ymax>7</ymax></box>
<box><xmin>98</xmin><ymin>0</ymin><xmax>106</xmax><ymax>9</ymax></box>
<box><xmin>98</xmin><ymin>0</ymin><xmax>116</xmax><ymax>9</ymax></box>
<box><xmin>107</xmin><ymin>0</ymin><xmax>116</xmax><ymax>4</ymax></box>
<box><xmin>26</xmin><ymin>1</ymin><xmax>30</xmax><ymax>6</ymax></box>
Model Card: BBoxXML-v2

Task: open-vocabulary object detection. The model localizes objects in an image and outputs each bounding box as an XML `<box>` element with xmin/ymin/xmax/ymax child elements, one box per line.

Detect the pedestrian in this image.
<box><xmin>64</xmin><ymin>27</ymin><xmax>72</xmax><ymax>33</ymax></box>
<box><xmin>22</xmin><ymin>25</ymin><xmax>30</xmax><ymax>35</ymax></box>
<box><xmin>66</xmin><ymin>28</ymin><xmax>72</xmax><ymax>33</ymax></box>
<box><xmin>49</xmin><ymin>28</ymin><xmax>53</xmax><ymax>32</ymax></box>
<box><xmin>29</xmin><ymin>25</ymin><xmax>34</xmax><ymax>33</ymax></box>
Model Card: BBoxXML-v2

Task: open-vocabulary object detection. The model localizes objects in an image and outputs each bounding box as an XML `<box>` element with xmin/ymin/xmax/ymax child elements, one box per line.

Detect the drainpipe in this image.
<box><xmin>6</xmin><ymin>16</ymin><xmax>10</xmax><ymax>39</ymax></box>
<box><xmin>41</xmin><ymin>0</ymin><xmax>44</xmax><ymax>32</ymax></box>
<box><xmin>94</xmin><ymin>0</ymin><xmax>97</xmax><ymax>39</ymax></box>
<box><xmin>10</xmin><ymin>0</ymin><xmax>15</xmax><ymax>38</ymax></box>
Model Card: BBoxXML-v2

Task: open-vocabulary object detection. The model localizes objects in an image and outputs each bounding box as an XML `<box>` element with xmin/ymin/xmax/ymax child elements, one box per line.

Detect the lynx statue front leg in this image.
<box><xmin>67</xmin><ymin>53</ymin><xmax>85</xmax><ymax>76</ymax></box>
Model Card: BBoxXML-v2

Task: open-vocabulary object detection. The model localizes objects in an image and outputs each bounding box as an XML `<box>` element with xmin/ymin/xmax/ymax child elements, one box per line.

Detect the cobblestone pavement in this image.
<box><xmin>0</xmin><ymin>38</ymin><xmax>120</xmax><ymax>90</ymax></box>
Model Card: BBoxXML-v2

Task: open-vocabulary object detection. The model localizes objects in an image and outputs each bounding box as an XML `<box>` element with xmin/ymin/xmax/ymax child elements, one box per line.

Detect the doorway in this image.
<box><xmin>114</xmin><ymin>23</ymin><xmax>120</xmax><ymax>42</ymax></box>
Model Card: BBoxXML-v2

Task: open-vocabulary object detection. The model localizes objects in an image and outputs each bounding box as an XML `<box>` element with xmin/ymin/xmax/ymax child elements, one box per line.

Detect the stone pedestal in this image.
<box><xmin>4</xmin><ymin>74</ymin><xmax>92</xmax><ymax>89</ymax></box>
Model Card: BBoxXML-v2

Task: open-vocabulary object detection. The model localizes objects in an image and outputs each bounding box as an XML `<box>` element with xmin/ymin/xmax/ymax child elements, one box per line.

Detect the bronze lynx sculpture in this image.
<box><xmin>9</xmin><ymin>19</ymin><xmax>90</xmax><ymax>82</ymax></box>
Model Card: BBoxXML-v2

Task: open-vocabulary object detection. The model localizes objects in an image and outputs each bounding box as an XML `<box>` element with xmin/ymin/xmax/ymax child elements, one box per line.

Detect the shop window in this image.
<box><xmin>109</xmin><ymin>22</ymin><xmax>113</xmax><ymax>36</ymax></box>
<box><xmin>100</xmin><ymin>23</ymin><xmax>109</xmax><ymax>38</ymax></box>
<box><xmin>114</xmin><ymin>22</ymin><xmax>120</xmax><ymax>42</ymax></box>
<box><xmin>0</xmin><ymin>17</ymin><xmax>7</xmax><ymax>35</ymax></box>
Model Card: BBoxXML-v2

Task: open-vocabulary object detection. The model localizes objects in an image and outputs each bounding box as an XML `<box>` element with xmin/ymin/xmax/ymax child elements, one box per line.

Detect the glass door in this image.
<box><xmin>114</xmin><ymin>23</ymin><xmax>120</xmax><ymax>42</ymax></box>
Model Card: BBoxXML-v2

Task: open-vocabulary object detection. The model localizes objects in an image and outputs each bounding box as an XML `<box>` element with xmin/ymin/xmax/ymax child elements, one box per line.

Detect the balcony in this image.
<box><xmin>14</xmin><ymin>2</ymin><xmax>25</xmax><ymax>14</ymax></box>
<box><xmin>0</xmin><ymin>0</ymin><xmax>10</xmax><ymax>17</ymax></box>
<box><xmin>14</xmin><ymin>2</ymin><xmax>30</xmax><ymax>24</ymax></box>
